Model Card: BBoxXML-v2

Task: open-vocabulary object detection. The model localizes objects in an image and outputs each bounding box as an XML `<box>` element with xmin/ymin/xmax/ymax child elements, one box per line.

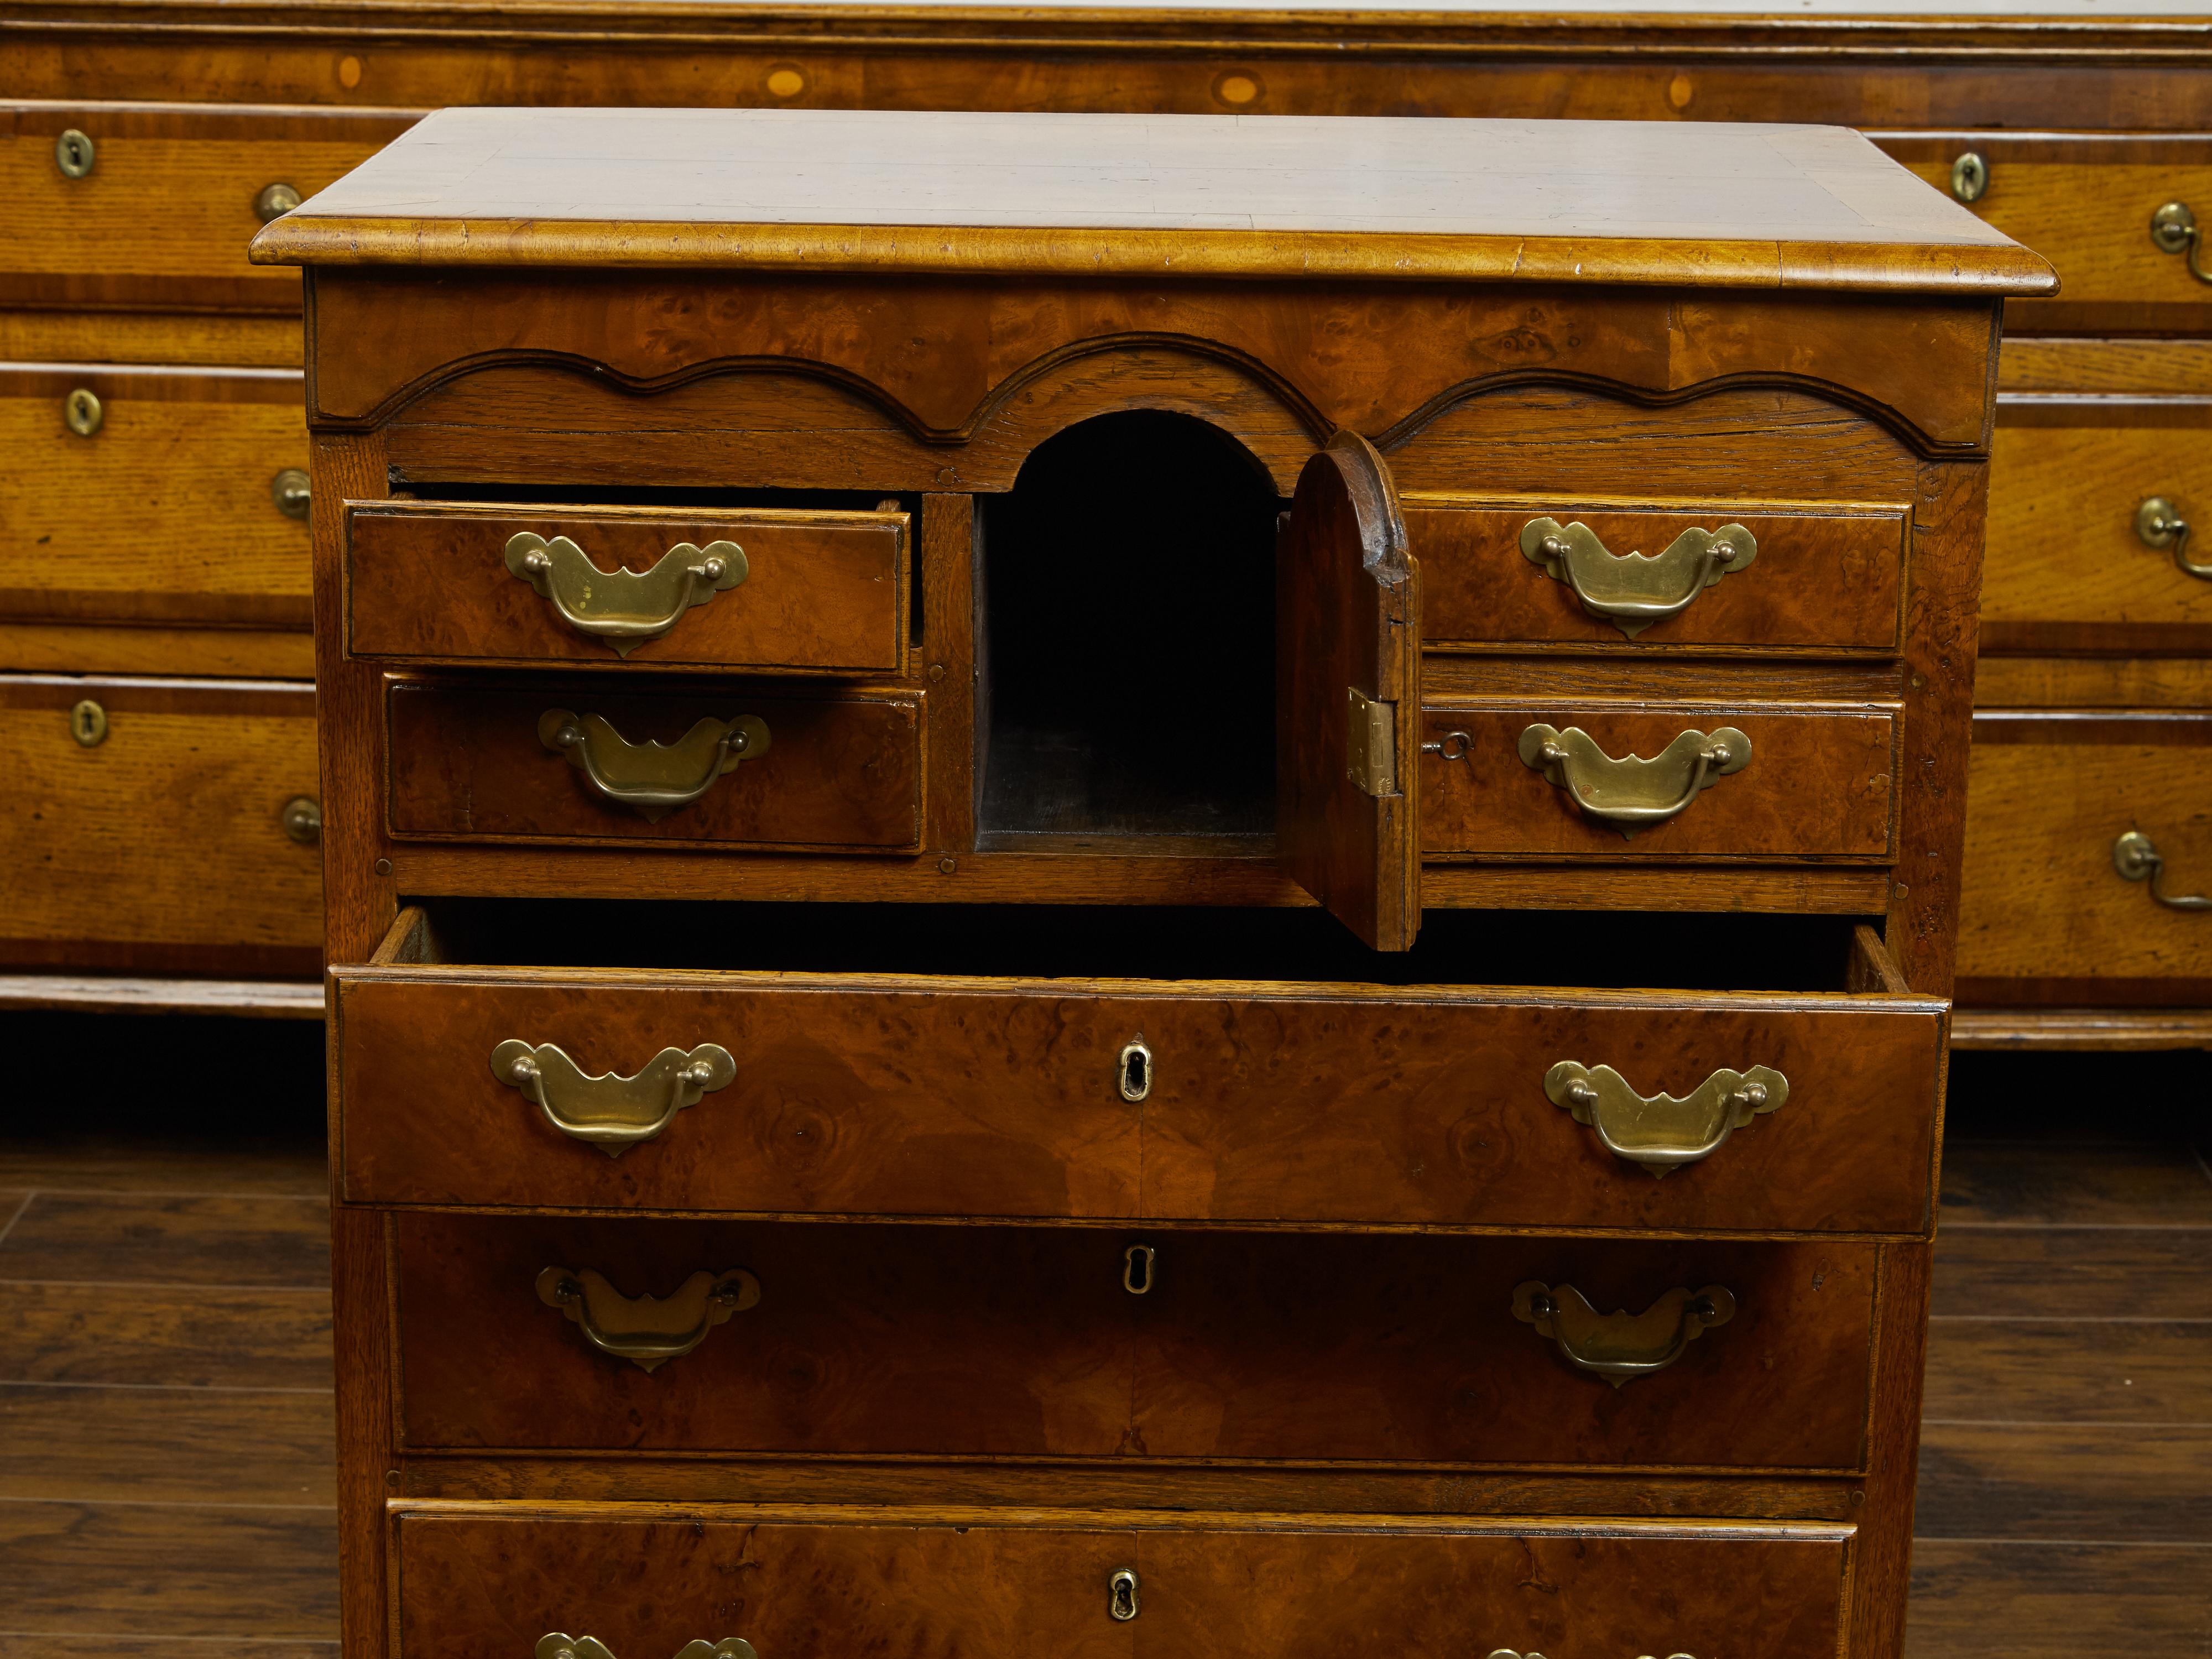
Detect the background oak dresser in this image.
<box><xmin>256</xmin><ymin>106</ymin><xmax>2046</xmax><ymax>1659</ymax></box>
<box><xmin>4</xmin><ymin>3</ymin><xmax>2212</xmax><ymax>1046</ymax></box>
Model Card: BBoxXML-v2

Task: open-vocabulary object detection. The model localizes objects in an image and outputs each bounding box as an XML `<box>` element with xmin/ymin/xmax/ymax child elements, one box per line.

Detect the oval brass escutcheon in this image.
<box><xmin>1948</xmin><ymin>150</ymin><xmax>1989</xmax><ymax>203</ymax></box>
<box><xmin>63</xmin><ymin>387</ymin><xmax>103</xmax><ymax>437</ymax></box>
<box><xmin>54</xmin><ymin>128</ymin><xmax>95</xmax><ymax>178</ymax></box>
<box><xmin>1116</xmin><ymin>1035</ymin><xmax>1153</xmax><ymax>1102</ymax></box>
<box><xmin>255</xmin><ymin>181</ymin><xmax>303</xmax><ymax>222</ymax></box>
<box><xmin>281</xmin><ymin>796</ymin><xmax>322</xmax><ymax>845</ymax></box>
<box><xmin>1108</xmin><ymin>1567</ymin><xmax>1141</xmax><ymax>1621</ymax></box>
<box><xmin>1122</xmin><ymin>1244</ymin><xmax>1156</xmax><ymax>1296</ymax></box>
<box><xmin>270</xmin><ymin>467</ymin><xmax>311</xmax><ymax>520</ymax></box>
<box><xmin>70</xmin><ymin>699</ymin><xmax>107</xmax><ymax>747</ymax></box>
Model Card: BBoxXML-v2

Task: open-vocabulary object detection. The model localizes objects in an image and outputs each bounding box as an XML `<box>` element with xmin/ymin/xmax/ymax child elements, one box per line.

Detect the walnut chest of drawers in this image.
<box><xmin>257</xmin><ymin>107</ymin><xmax>2047</xmax><ymax>1659</ymax></box>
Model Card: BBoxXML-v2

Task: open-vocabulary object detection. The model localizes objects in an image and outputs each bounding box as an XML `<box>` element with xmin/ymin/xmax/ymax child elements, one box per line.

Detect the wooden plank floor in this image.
<box><xmin>0</xmin><ymin>1015</ymin><xmax>2205</xmax><ymax>1653</ymax></box>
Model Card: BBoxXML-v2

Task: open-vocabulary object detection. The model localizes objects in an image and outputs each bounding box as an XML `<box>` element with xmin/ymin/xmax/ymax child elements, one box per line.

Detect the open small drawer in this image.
<box><xmin>336</xmin><ymin>902</ymin><xmax>1944</xmax><ymax>1237</ymax></box>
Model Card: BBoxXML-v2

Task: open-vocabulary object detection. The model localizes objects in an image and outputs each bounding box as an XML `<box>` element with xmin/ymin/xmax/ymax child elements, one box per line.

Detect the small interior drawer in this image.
<box><xmin>336</xmin><ymin>902</ymin><xmax>1943</xmax><ymax>1234</ymax></box>
<box><xmin>1408</xmin><ymin>495</ymin><xmax>1910</xmax><ymax>654</ymax></box>
<box><xmin>384</xmin><ymin>680</ymin><xmax>924</xmax><ymax>852</ymax></box>
<box><xmin>395</xmin><ymin>1213</ymin><xmax>1875</xmax><ymax>1469</ymax></box>
<box><xmin>1419</xmin><ymin>700</ymin><xmax>1900</xmax><ymax>862</ymax></box>
<box><xmin>346</xmin><ymin>499</ymin><xmax>910</xmax><ymax>673</ymax></box>
<box><xmin>394</xmin><ymin>1505</ymin><xmax>1850</xmax><ymax>1659</ymax></box>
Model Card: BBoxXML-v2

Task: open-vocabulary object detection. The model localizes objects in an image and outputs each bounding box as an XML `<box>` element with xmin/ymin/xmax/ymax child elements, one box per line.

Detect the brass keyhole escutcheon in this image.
<box><xmin>1115</xmin><ymin>1035</ymin><xmax>1152</xmax><ymax>1103</ymax></box>
<box><xmin>55</xmin><ymin>128</ymin><xmax>95</xmax><ymax>178</ymax></box>
<box><xmin>1122</xmin><ymin>1244</ymin><xmax>1156</xmax><ymax>1296</ymax></box>
<box><xmin>1107</xmin><ymin>1567</ymin><xmax>1141</xmax><ymax>1621</ymax></box>
<box><xmin>70</xmin><ymin>700</ymin><xmax>108</xmax><ymax>747</ymax></box>
<box><xmin>255</xmin><ymin>181</ymin><xmax>303</xmax><ymax>222</ymax></box>
<box><xmin>282</xmin><ymin>796</ymin><xmax>322</xmax><ymax>844</ymax></box>
<box><xmin>271</xmin><ymin>467</ymin><xmax>311</xmax><ymax>520</ymax></box>
<box><xmin>64</xmin><ymin>388</ymin><xmax>103</xmax><ymax>437</ymax></box>
<box><xmin>1949</xmin><ymin>151</ymin><xmax>1989</xmax><ymax>203</ymax></box>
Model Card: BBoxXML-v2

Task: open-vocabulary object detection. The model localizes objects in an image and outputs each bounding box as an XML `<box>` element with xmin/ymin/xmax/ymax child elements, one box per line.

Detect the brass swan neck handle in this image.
<box><xmin>492</xmin><ymin>1039</ymin><xmax>736</xmax><ymax>1156</ymax></box>
<box><xmin>2114</xmin><ymin>831</ymin><xmax>2212</xmax><ymax>911</ymax></box>
<box><xmin>538</xmin><ymin>1634</ymin><xmax>760</xmax><ymax>1659</ymax></box>
<box><xmin>539</xmin><ymin>709</ymin><xmax>769</xmax><ymax>821</ymax></box>
<box><xmin>1517</xmin><ymin>724</ymin><xmax>1750</xmax><ymax>838</ymax></box>
<box><xmin>2151</xmin><ymin>200</ymin><xmax>2212</xmax><ymax>286</ymax></box>
<box><xmin>507</xmin><ymin>532</ymin><xmax>749</xmax><ymax>656</ymax></box>
<box><xmin>1512</xmin><ymin>1281</ymin><xmax>1736</xmax><ymax>1388</ymax></box>
<box><xmin>535</xmin><ymin>1266</ymin><xmax>761</xmax><ymax>1373</ymax></box>
<box><xmin>2135</xmin><ymin>497</ymin><xmax>2210</xmax><ymax>581</ymax></box>
<box><xmin>1545</xmin><ymin>1061</ymin><xmax>1788</xmax><ymax>1177</ymax></box>
<box><xmin>1521</xmin><ymin>517</ymin><xmax>1757</xmax><ymax>638</ymax></box>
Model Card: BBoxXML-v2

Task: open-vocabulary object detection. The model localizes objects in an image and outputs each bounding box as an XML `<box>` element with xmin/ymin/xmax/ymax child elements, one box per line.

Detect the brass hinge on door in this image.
<box><xmin>1346</xmin><ymin>686</ymin><xmax>1396</xmax><ymax>796</ymax></box>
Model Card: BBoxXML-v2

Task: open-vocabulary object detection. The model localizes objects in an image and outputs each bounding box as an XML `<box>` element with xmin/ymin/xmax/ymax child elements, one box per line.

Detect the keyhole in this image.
<box><xmin>1107</xmin><ymin>1567</ymin><xmax>1140</xmax><ymax>1621</ymax></box>
<box><xmin>1123</xmin><ymin>1244</ymin><xmax>1155</xmax><ymax>1296</ymax></box>
<box><xmin>1116</xmin><ymin>1035</ymin><xmax>1152</xmax><ymax>1103</ymax></box>
<box><xmin>70</xmin><ymin>699</ymin><xmax>107</xmax><ymax>747</ymax></box>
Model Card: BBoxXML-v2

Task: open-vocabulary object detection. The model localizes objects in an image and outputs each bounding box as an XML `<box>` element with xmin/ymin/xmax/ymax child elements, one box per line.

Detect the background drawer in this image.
<box><xmin>394</xmin><ymin>1507</ymin><xmax>1849</xmax><ymax>1659</ymax></box>
<box><xmin>1960</xmin><ymin>712</ymin><xmax>2212</xmax><ymax>1004</ymax></box>
<box><xmin>0</xmin><ymin>364</ymin><xmax>310</xmax><ymax>631</ymax></box>
<box><xmin>0</xmin><ymin>674</ymin><xmax>320</xmax><ymax>974</ymax></box>
<box><xmin>385</xmin><ymin>682</ymin><xmax>924</xmax><ymax>851</ymax></box>
<box><xmin>397</xmin><ymin>1216</ymin><xmax>1874</xmax><ymax>1469</ymax></box>
<box><xmin>1418</xmin><ymin>701</ymin><xmax>1899</xmax><ymax>860</ymax></box>
<box><xmin>337</xmin><ymin>921</ymin><xmax>1942</xmax><ymax>1235</ymax></box>
<box><xmin>1879</xmin><ymin>132</ymin><xmax>2212</xmax><ymax>333</ymax></box>
<box><xmin>346</xmin><ymin>500</ymin><xmax>909</xmax><ymax>672</ymax></box>
<box><xmin>1983</xmin><ymin>403</ymin><xmax>2212</xmax><ymax>650</ymax></box>
<box><xmin>1409</xmin><ymin>495</ymin><xmax>1908</xmax><ymax>654</ymax></box>
<box><xmin>1</xmin><ymin>101</ymin><xmax>413</xmax><ymax>309</ymax></box>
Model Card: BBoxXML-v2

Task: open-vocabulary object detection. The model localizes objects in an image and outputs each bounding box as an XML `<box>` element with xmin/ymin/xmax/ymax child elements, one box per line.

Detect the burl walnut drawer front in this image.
<box><xmin>1983</xmin><ymin>404</ymin><xmax>2212</xmax><ymax>646</ymax></box>
<box><xmin>336</xmin><ymin>918</ymin><xmax>1942</xmax><ymax>1234</ymax></box>
<box><xmin>385</xmin><ymin>682</ymin><xmax>923</xmax><ymax>851</ymax></box>
<box><xmin>395</xmin><ymin>1215</ymin><xmax>1875</xmax><ymax>1469</ymax></box>
<box><xmin>2</xmin><ymin>102</ymin><xmax>414</xmax><ymax>310</ymax></box>
<box><xmin>0</xmin><ymin>365</ymin><xmax>310</xmax><ymax>633</ymax></box>
<box><xmin>1408</xmin><ymin>497</ymin><xmax>1910</xmax><ymax>653</ymax></box>
<box><xmin>346</xmin><ymin>501</ymin><xmax>909</xmax><ymax>673</ymax></box>
<box><xmin>395</xmin><ymin>1508</ymin><xmax>1849</xmax><ymax>1659</ymax></box>
<box><xmin>1420</xmin><ymin>703</ymin><xmax>1900</xmax><ymax>861</ymax></box>
<box><xmin>1959</xmin><ymin>713</ymin><xmax>2212</xmax><ymax>1003</ymax></box>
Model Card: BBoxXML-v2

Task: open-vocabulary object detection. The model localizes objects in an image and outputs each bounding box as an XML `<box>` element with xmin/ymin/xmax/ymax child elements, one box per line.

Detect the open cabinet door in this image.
<box><xmin>1277</xmin><ymin>429</ymin><xmax>1422</xmax><ymax>951</ymax></box>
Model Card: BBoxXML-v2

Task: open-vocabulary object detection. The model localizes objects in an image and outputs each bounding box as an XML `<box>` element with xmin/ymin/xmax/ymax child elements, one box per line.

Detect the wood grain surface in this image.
<box><xmin>391</xmin><ymin>1506</ymin><xmax>1850</xmax><ymax>1659</ymax></box>
<box><xmin>384</xmin><ymin>681</ymin><xmax>924</xmax><ymax>852</ymax></box>
<box><xmin>1419</xmin><ymin>701</ymin><xmax>1900</xmax><ymax>861</ymax></box>
<box><xmin>1957</xmin><ymin>712</ymin><xmax>2212</xmax><ymax>998</ymax></box>
<box><xmin>0</xmin><ymin>364</ymin><xmax>310</xmax><ymax>629</ymax></box>
<box><xmin>336</xmin><ymin>955</ymin><xmax>1940</xmax><ymax>1234</ymax></box>
<box><xmin>1411</xmin><ymin>495</ymin><xmax>1910</xmax><ymax>654</ymax></box>
<box><xmin>346</xmin><ymin>500</ymin><xmax>908</xmax><ymax>673</ymax></box>
<box><xmin>0</xmin><ymin>674</ymin><xmax>321</xmax><ymax>972</ymax></box>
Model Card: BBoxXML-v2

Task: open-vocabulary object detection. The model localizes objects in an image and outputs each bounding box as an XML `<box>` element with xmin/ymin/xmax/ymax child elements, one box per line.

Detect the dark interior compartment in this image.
<box><xmin>977</xmin><ymin>411</ymin><xmax>1284</xmax><ymax>844</ymax></box>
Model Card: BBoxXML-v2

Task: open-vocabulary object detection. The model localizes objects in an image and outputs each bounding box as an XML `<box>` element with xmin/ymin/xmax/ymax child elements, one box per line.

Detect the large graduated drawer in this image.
<box><xmin>396</xmin><ymin>1507</ymin><xmax>1852</xmax><ymax>1659</ymax></box>
<box><xmin>337</xmin><ymin>904</ymin><xmax>1945</xmax><ymax>1235</ymax></box>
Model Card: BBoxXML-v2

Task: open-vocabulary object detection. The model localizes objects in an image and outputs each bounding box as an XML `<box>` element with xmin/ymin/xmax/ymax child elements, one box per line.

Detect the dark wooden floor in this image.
<box><xmin>0</xmin><ymin>1017</ymin><xmax>2204</xmax><ymax>1654</ymax></box>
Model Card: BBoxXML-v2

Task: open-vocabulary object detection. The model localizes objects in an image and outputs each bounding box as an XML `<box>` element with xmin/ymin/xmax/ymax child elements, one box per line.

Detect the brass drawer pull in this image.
<box><xmin>1520</xmin><ymin>517</ymin><xmax>1756</xmax><ymax>637</ymax></box>
<box><xmin>1545</xmin><ymin>1061</ymin><xmax>1788</xmax><ymax>1177</ymax></box>
<box><xmin>1517</xmin><ymin>724</ymin><xmax>1751</xmax><ymax>837</ymax></box>
<box><xmin>535</xmin><ymin>1265</ymin><xmax>761</xmax><ymax>1373</ymax></box>
<box><xmin>507</xmin><ymin>531</ymin><xmax>749</xmax><ymax>656</ymax></box>
<box><xmin>1511</xmin><ymin>1280</ymin><xmax>1736</xmax><ymax>1388</ymax></box>
<box><xmin>539</xmin><ymin>1640</ymin><xmax>758</xmax><ymax>1659</ymax></box>
<box><xmin>255</xmin><ymin>181</ymin><xmax>302</xmax><ymax>222</ymax></box>
<box><xmin>271</xmin><ymin>468</ymin><xmax>311</xmax><ymax>520</ymax></box>
<box><xmin>492</xmin><ymin>1039</ymin><xmax>737</xmax><ymax>1155</ymax></box>
<box><xmin>539</xmin><ymin>708</ymin><xmax>769</xmax><ymax>821</ymax></box>
<box><xmin>2135</xmin><ymin>496</ymin><xmax>2209</xmax><ymax>580</ymax></box>
<box><xmin>2113</xmin><ymin>831</ymin><xmax>2212</xmax><ymax>912</ymax></box>
<box><xmin>2151</xmin><ymin>201</ymin><xmax>2211</xmax><ymax>285</ymax></box>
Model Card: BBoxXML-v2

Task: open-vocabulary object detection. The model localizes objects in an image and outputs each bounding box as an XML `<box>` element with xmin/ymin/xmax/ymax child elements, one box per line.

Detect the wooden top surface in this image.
<box><xmin>252</xmin><ymin>107</ymin><xmax>2054</xmax><ymax>293</ymax></box>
